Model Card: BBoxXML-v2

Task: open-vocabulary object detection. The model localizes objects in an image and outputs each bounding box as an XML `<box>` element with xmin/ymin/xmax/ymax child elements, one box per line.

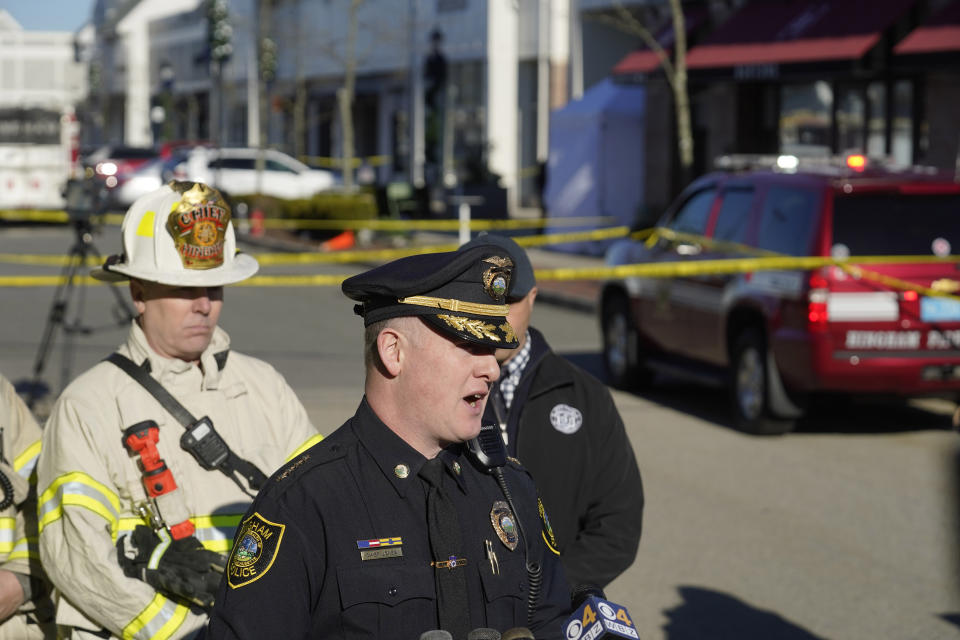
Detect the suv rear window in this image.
<box><xmin>832</xmin><ymin>193</ymin><xmax>960</xmax><ymax>256</ymax></box>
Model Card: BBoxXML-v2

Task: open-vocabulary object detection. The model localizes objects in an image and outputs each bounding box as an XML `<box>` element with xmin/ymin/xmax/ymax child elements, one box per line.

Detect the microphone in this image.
<box><xmin>500</xmin><ymin>628</ymin><xmax>535</xmax><ymax>640</ymax></box>
<box><xmin>418</xmin><ymin>631</ymin><xmax>453</xmax><ymax>640</ymax></box>
<box><xmin>564</xmin><ymin>586</ymin><xmax>639</xmax><ymax>640</ymax></box>
<box><xmin>466</xmin><ymin>629</ymin><xmax>501</xmax><ymax>640</ymax></box>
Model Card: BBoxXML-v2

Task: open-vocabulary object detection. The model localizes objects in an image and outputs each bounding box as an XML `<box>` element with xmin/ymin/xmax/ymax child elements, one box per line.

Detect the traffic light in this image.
<box><xmin>260</xmin><ymin>37</ymin><xmax>277</xmax><ymax>83</ymax></box>
<box><xmin>206</xmin><ymin>0</ymin><xmax>233</xmax><ymax>64</ymax></box>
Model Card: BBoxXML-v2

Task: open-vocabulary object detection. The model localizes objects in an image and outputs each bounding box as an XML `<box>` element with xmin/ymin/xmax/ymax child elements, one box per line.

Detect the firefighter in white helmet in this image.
<box><xmin>0</xmin><ymin>374</ymin><xmax>55</xmax><ymax>638</ymax></box>
<box><xmin>36</xmin><ymin>181</ymin><xmax>322</xmax><ymax>639</ymax></box>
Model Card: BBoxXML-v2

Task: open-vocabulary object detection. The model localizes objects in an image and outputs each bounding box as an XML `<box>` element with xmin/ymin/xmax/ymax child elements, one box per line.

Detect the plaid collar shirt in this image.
<box><xmin>499</xmin><ymin>330</ymin><xmax>532</xmax><ymax>410</ymax></box>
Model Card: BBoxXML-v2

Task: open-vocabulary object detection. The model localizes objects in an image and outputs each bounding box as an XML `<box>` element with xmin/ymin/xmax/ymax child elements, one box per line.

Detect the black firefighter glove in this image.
<box><xmin>117</xmin><ymin>524</ymin><xmax>225</xmax><ymax>610</ymax></box>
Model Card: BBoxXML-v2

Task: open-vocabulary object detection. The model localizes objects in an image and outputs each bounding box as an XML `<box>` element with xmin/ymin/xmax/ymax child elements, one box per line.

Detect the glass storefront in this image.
<box><xmin>779</xmin><ymin>79</ymin><xmax>914</xmax><ymax>165</ymax></box>
<box><xmin>779</xmin><ymin>82</ymin><xmax>832</xmax><ymax>157</ymax></box>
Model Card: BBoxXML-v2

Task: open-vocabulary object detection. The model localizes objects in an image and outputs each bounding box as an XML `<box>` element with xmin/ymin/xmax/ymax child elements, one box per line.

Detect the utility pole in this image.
<box><xmin>338</xmin><ymin>0</ymin><xmax>361</xmax><ymax>190</ymax></box>
<box><xmin>408</xmin><ymin>0</ymin><xmax>424</xmax><ymax>188</ymax></box>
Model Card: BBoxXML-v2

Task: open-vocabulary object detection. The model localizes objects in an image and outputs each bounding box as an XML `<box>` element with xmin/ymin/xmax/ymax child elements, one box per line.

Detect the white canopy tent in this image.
<box><xmin>543</xmin><ymin>78</ymin><xmax>646</xmax><ymax>255</ymax></box>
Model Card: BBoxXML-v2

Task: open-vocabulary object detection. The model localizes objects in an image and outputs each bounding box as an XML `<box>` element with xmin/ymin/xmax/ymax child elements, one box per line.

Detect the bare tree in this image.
<box><xmin>594</xmin><ymin>0</ymin><xmax>693</xmax><ymax>179</ymax></box>
<box><xmin>337</xmin><ymin>0</ymin><xmax>362</xmax><ymax>190</ymax></box>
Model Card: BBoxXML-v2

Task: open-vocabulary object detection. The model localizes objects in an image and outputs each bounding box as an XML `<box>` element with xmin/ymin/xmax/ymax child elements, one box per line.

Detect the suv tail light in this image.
<box><xmin>900</xmin><ymin>288</ymin><xmax>920</xmax><ymax>320</ymax></box>
<box><xmin>808</xmin><ymin>271</ymin><xmax>830</xmax><ymax>331</ymax></box>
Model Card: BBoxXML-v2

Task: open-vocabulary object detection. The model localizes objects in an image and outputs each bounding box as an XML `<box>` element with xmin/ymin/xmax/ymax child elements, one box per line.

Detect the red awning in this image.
<box><xmin>613</xmin><ymin>50</ymin><xmax>666</xmax><ymax>75</ymax></box>
<box><xmin>687</xmin><ymin>34</ymin><xmax>879</xmax><ymax>67</ymax></box>
<box><xmin>611</xmin><ymin>6</ymin><xmax>708</xmax><ymax>75</ymax></box>
<box><xmin>685</xmin><ymin>0</ymin><xmax>915</xmax><ymax>69</ymax></box>
<box><xmin>895</xmin><ymin>0</ymin><xmax>960</xmax><ymax>54</ymax></box>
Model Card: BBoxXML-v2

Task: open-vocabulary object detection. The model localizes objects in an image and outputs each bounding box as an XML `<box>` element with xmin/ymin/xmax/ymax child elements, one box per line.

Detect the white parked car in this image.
<box><xmin>173</xmin><ymin>147</ymin><xmax>336</xmax><ymax>199</ymax></box>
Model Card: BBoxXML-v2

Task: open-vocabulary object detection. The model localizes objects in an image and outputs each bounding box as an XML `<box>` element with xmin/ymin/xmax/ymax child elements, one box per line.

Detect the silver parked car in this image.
<box><xmin>173</xmin><ymin>147</ymin><xmax>336</xmax><ymax>199</ymax></box>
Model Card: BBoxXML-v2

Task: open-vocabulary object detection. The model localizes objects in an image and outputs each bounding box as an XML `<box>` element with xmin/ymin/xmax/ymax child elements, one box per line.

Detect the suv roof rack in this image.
<box><xmin>714</xmin><ymin>153</ymin><xmax>856</xmax><ymax>173</ymax></box>
<box><xmin>713</xmin><ymin>153</ymin><xmax>950</xmax><ymax>178</ymax></box>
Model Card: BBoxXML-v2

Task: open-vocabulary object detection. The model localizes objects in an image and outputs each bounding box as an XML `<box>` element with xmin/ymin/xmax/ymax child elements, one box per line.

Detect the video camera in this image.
<box><xmin>63</xmin><ymin>177</ymin><xmax>106</xmax><ymax>225</ymax></box>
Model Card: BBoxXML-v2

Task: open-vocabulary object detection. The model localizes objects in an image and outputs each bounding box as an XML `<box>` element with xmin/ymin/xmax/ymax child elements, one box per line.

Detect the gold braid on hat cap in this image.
<box><xmin>398</xmin><ymin>296</ymin><xmax>509</xmax><ymax>316</ymax></box>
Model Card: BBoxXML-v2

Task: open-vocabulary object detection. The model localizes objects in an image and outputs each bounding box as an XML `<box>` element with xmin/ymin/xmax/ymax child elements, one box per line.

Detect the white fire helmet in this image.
<box><xmin>92</xmin><ymin>181</ymin><xmax>258</xmax><ymax>286</ymax></box>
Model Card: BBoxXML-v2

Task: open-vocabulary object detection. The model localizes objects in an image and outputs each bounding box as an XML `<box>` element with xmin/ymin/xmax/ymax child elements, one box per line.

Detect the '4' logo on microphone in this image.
<box><xmin>564</xmin><ymin>595</ymin><xmax>639</xmax><ymax>640</ymax></box>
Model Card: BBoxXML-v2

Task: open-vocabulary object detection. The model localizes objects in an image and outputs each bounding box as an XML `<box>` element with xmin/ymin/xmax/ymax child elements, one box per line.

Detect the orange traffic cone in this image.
<box><xmin>250</xmin><ymin>209</ymin><xmax>265</xmax><ymax>237</ymax></box>
<box><xmin>322</xmin><ymin>230</ymin><xmax>355</xmax><ymax>251</ymax></box>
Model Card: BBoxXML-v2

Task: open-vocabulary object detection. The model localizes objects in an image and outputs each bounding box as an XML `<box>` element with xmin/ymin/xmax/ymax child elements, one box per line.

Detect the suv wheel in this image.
<box><xmin>602</xmin><ymin>295</ymin><xmax>651</xmax><ymax>389</ymax></box>
<box><xmin>730</xmin><ymin>329</ymin><xmax>795</xmax><ymax>435</ymax></box>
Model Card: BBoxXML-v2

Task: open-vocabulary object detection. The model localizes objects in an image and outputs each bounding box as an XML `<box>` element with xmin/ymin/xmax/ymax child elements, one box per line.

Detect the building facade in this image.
<box><xmin>78</xmin><ymin>0</ymin><xmax>960</xmax><ymax>219</ymax></box>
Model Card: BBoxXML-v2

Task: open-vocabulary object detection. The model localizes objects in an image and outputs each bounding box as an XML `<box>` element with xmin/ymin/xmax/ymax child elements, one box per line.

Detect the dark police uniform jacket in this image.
<box><xmin>207</xmin><ymin>398</ymin><xmax>571</xmax><ymax>639</ymax></box>
<box><xmin>488</xmin><ymin>328</ymin><xmax>644</xmax><ymax>589</ymax></box>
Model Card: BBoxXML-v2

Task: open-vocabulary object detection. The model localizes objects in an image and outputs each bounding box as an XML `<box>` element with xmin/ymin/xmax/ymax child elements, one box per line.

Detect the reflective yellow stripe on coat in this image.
<box><xmin>286</xmin><ymin>433</ymin><xmax>324</xmax><ymax>461</ymax></box>
<box><xmin>116</xmin><ymin>514</ymin><xmax>244</xmax><ymax>554</ymax></box>
<box><xmin>122</xmin><ymin>593</ymin><xmax>189</xmax><ymax>640</ymax></box>
<box><xmin>0</xmin><ymin>517</ymin><xmax>14</xmax><ymax>555</ymax></box>
<box><xmin>14</xmin><ymin>439</ymin><xmax>41</xmax><ymax>479</ymax></box>
<box><xmin>38</xmin><ymin>471</ymin><xmax>121</xmax><ymax>538</ymax></box>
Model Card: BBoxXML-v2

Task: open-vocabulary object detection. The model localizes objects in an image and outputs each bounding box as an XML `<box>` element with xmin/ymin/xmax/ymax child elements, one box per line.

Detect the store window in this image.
<box><xmin>836</xmin><ymin>87</ymin><xmax>865</xmax><ymax>155</ymax></box>
<box><xmin>780</xmin><ymin>82</ymin><xmax>832</xmax><ymax>157</ymax></box>
<box><xmin>866</xmin><ymin>82</ymin><xmax>886</xmax><ymax>158</ymax></box>
<box><xmin>891</xmin><ymin>80</ymin><xmax>913</xmax><ymax>168</ymax></box>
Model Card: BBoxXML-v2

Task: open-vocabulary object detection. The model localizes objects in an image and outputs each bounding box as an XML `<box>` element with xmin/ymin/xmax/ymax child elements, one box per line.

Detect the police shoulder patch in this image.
<box><xmin>538</xmin><ymin>498</ymin><xmax>560</xmax><ymax>556</ymax></box>
<box><xmin>227</xmin><ymin>512</ymin><xmax>285</xmax><ymax>589</ymax></box>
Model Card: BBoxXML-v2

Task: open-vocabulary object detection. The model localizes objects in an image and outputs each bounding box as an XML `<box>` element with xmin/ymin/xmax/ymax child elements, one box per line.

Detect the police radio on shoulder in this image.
<box><xmin>467</xmin><ymin>422</ymin><xmax>507</xmax><ymax>470</ymax></box>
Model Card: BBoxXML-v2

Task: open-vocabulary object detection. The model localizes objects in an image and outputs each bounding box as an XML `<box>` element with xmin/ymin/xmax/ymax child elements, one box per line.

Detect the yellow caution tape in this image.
<box><xmin>0</xmin><ymin>210</ymin><xmax>125</xmax><ymax>225</ymax></box>
<box><xmin>0</xmin><ymin>275</ymin><xmax>110</xmax><ymax>287</ymax></box>
<box><xmin>233</xmin><ymin>274</ymin><xmax>352</xmax><ymax>287</ymax></box>
<box><xmin>2</xmin><ymin>220</ymin><xmax>958</xmax><ymax>302</ymax></box>
<box><xmin>252</xmin><ymin>227</ymin><xmax>629</xmax><ymax>265</ymax></box>
<box><xmin>0</xmin><ymin>254</ymin><xmax>102</xmax><ymax>267</ymax></box>
<box><xmin>0</xmin><ymin>227</ymin><xmax>630</xmax><ymax>267</ymax></box>
<box><xmin>6</xmin><ymin>255</ymin><xmax>960</xmax><ymax>300</ymax></box>
<box><xmin>836</xmin><ymin>264</ymin><xmax>960</xmax><ymax>301</ymax></box>
<box><xmin>250</xmin><ymin>216</ymin><xmax>617</xmax><ymax>231</ymax></box>
<box><xmin>1</xmin><ymin>208</ymin><xmax>615</xmax><ymax>231</ymax></box>
<box><xmin>0</xmin><ymin>210</ymin><xmax>70</xmax><ymax>223</ymax></box>
<box><xmin>300</xmin><ymin>155</ymin><xmax>392</xmax><ymax>168</ymax></box>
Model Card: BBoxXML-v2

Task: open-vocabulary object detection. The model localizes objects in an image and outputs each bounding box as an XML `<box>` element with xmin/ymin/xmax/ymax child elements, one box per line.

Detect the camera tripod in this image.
<box><xmin>25</xmin><ymin>218</ymin><xmax>135</xmax><ymax>410</ymax></box>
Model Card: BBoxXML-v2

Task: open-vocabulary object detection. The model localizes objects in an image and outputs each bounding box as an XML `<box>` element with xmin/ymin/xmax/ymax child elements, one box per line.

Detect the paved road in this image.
<box><xmin>2</xmin><ymin>225</ymin><xmax>959</xmax><ymax>639</ymax></box>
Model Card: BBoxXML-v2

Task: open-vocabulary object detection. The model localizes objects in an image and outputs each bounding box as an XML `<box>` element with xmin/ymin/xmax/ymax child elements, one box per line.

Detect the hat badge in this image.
<box><xmin>482</xmin><ymin>256</ymin><xmax>513</xmax><ymax>301</ymax></box>
<box><xmin>165</xmin><ymin>182</ymin><xmax>230</xmax><ymax>271</ymax></box>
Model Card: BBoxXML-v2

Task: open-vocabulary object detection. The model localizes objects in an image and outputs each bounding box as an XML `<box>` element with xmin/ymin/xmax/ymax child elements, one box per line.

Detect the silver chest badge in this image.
<box><xmin>549</xmin><ymin>403</ymin><xmax>582</xmax><ymax>434</ymax></box>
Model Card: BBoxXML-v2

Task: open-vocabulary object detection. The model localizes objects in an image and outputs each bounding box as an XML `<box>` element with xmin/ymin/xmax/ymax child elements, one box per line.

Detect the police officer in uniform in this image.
<box><xmin>208</xmin><ymin>245</ymin><xmax>571</xmax><ymax>639</ymax></box>
<box><xmin>0</xmin><ymin>374</ymin><xmax>55</xmax><ymax>638</ymax></box>
<box><xmin>36</xmin><ymin>182</ymin><xmax>322</xmax><ymax>639</ymax></box>
<box><xmin>459</xmin><ymin>234</ymin><xmax>644</xmax><ymax>590</ymax></box>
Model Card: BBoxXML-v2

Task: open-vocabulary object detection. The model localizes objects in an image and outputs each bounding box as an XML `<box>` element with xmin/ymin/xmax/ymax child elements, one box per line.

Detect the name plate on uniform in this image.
<box><xmin>361</xmin><ymin>547</ymin><xmax>403</xmax><ymax>561</ymax></box>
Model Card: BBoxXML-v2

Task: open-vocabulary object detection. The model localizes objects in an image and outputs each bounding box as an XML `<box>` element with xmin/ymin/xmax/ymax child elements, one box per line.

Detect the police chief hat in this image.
<box><xmin>91</xmin><ymin>181</ymin><xmax>258</xmax><ymax>287</ymax></box>
<box><xmin>342</xmin><ymin>245</ymin><xmax>520</xmax><ymax>349</ymax></box>
<box><xmin>458</xmin><ymin>233</ymin><xmax>535</xmax><ymax>301</ymax></box>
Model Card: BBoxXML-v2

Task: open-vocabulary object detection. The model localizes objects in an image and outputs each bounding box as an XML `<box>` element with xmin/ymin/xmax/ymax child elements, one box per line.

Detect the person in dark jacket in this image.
<box><xmin>460</xmin><ymin>234</ymin><xmax>644</xmax><ymax>590</ymax></box>
<box><xmin>208</xmin><ymin>245</ymin><xmax>571</xmax><ymax>639</ymax></box>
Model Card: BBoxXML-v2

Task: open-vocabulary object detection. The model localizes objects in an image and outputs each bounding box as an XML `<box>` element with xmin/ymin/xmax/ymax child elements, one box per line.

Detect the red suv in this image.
<box><xmin>600</xmin><ymin>157</ymin><xmax>960</xmax><ymax>434</ymax></box>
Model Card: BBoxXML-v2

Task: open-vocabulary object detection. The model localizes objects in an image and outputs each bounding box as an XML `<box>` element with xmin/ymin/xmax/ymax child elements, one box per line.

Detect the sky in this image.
<box><xmin>0</xmin><ymin>0</ymin><xmax>95</xmax><ymax>32</ymax></box>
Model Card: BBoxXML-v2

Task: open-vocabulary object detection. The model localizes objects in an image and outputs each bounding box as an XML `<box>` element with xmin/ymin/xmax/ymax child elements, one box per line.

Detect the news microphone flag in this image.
<box><xmin>564</xmin><ymin>595</ymin><xmax>638</xmax><ymax>640</ymax></box>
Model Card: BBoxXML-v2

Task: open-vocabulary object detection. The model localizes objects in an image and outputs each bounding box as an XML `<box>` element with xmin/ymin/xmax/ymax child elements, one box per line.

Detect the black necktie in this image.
<box><xmin>420</xmin><ymin>457</ymin><xmax>470</xmax><ymax>639</ymax></box>
<box><xmin>490</xmin><ymin>382</ymin><xmax>509</xmax><ymax>446</ymax></box>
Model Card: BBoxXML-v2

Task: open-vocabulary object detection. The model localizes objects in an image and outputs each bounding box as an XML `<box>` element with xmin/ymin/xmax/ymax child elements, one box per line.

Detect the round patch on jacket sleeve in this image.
<box><xmin>549</xmin><ymin>403</ymin><xmax>583</xmax><ymax>434</ymax></box>
<box><xmin>227</xmin><ymin>512</ymin><xmax>286</xmax><ymax>588</ymax></box>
